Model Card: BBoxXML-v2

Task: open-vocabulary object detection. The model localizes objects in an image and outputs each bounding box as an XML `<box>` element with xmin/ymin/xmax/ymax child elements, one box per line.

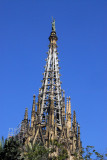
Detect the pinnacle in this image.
<box><xmin>52</xmin><ymin>17</ymin><xmax>56</xmax><ymax>32</ymax></box>
<box><xmin>24</xmin><ymin>108</ymin><xmax>28</xmax><ymax>120</ymax></box>
<box><xmin>33</xmin><ymin>94</ymin><xmax>36</xmax><ymax>99</ymax></box>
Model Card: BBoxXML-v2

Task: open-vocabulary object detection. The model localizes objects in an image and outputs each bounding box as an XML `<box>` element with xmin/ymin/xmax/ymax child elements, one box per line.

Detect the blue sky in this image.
<box><xmin>0</xmin><ymin>0</ymin><xmax>107</xmax><ymax>155</ymax></box>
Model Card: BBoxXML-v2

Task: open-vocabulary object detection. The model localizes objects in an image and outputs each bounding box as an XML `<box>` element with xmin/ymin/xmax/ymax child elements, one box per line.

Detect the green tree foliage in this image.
<box><xmin>83</xmin><ymin>146</ymin><xmax>107</xmax><ymax>160</ymax></box>
<box><xmin>25</xmin><ymin>140</ymin><xmax>68</xmax><ymax>160</ymax></box>
<box><xmin>0</xmin><ymin>136</ymin><xmax>107</xmax><ymax>160</ymax></box>
<box><xmin>0</xmin><ymin>137</ymin><xmax>23</xmax><ymax>160</ymax></box>
<box><xmin>74</xmin><ymin>145</ymin><xmax>107</xmax><ymax>160</ymax></box>
<box><xmin>50</xmin><ymin>140</ymin><xmax>68</xmax><ymax>160</ymax></box>
<box><xmin>24</xmin><ymin>142</ymin><xmax>49</xmax><ymax>160</ymax></box>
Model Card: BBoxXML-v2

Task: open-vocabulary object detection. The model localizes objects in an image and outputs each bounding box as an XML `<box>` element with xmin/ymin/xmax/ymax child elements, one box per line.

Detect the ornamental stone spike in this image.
<box><xmin>61</xmin><ymin>90</ymin><xmax>65</xmax><ymax>125</ymax></box>
<box><xmin>72</xmin><ymin>110</ymin><xmax>77</xmax><ymax>133</ymax></box>
<box><xmin>66</xmin><ymin>97</ymin><xmax>71</xmax><ymax>135</ymax></box>
<box><xmin>68</xmin><ymin>96</ymin><xmax>71</xmax><ymax>114</ymax></box>
<box><xmin>24</xmin><ymin>108</ymin><xmax>28</xmax><ymax>120</ymax></box>
<box><xmin>66</xmin><ymin>97</ymin><xmax>69</xmax><ymax>121</ymax></box>
<box><xmin>78</xmin><ymin>124</ymin><xmax>81</xmax><ymax>149</ymax></box>
<box><xmin>31</xmin><ymin>95</ymin><xmax>36</xmax><ymax>128</ymax></box>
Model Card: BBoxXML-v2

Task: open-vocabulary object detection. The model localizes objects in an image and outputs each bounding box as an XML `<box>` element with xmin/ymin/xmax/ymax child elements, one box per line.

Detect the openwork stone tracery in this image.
<box><xmin>20</xmin><ymin>20</ymin><xmax>82</xmax><ymax>160</ymax></box>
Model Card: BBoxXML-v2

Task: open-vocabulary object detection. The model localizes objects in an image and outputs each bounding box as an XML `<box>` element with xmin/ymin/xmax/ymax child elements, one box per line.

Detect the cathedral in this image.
<box><xmin>19</xmin><ymin>19</ymin><xmax>82</xmax><ymax>160</ymax></box>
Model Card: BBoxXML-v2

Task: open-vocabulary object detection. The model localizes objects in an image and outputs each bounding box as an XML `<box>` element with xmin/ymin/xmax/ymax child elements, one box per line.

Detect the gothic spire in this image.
<box><xmin>38</xmin><ymin>20</ymin><xmax>62</xmax><ymax>126</ymax></box>
<box><xmin>18</xmin><ymin>20</ymin><xmax>82</xmax><ymax>159</ymax></box>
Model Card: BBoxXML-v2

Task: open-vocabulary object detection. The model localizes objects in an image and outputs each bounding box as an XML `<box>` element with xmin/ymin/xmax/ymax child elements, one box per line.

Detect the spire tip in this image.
<box><xmin>52</xmin><ymin>17</ymin><xmax>56</xmax><ymax>32</ymax></box>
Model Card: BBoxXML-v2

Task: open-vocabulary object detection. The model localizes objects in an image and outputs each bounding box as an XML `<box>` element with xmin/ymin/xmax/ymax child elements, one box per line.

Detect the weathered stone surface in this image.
<box><xmin>20</xmin><ymin>21</ymin><xmax>82</xmax><ymax>160</ymax></box>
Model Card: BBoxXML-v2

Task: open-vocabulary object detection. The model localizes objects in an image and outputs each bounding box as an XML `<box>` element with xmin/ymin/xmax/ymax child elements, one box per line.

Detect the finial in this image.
<box><xmin>78</xmin><ymin>124</ymin><xmax>80</xmax><ymax>134</ymax></box>
<box><xmin>52</xmin><ymin>17</ymin><xmax>56</xmax><ymax>32</ymax></box>
<box><xmin>63</xmin><ymin>90</ymin><xmax>65</xmax><ymax>97</ymax></box>
<box><xmin>68</xmin><ymin>96</ymin><xmax>71</xmax><ymax>114</ymax></box>
<box><xmin>32</xmin><ymin>94</ymin><xmax>36</xmax><ymax>111</ymax></box>
<box><xmin>67</xmin><ymin>97</ymin><xmax>69</xmax><ymax>107</ymax></box>
<box><xmin>33</xmin><ymin>94</ymin><xmax>36</xmax><ymax>100</ymax></box>
<box><xmin>49</xmin><ymin>18</ymin><xmax>58</xmax><ymax>43</ymax></box>
<box><xmin>24</xmin><ymin>108</ymin><xmax>28</xmax><ymax>120</ymax></box>
<box><xmin>63</xmin><ymin>90</ymin><xmax>65</xmax><ymax>94</ymax></box>
<box><xmin>67</xmin><ymin>97</ymin><xmax>69</xmax><ymax>101</ymax></box>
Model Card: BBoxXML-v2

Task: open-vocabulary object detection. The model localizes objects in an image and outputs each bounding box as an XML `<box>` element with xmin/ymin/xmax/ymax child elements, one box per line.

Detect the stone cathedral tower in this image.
<box><xmin>20</xmin><ymin>19</ymin><xmax>82</xmax><ymax>160</ymax></box>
